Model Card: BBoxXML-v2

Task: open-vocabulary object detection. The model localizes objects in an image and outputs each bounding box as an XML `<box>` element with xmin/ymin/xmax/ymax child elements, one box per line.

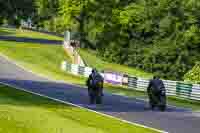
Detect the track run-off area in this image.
<box><xmin>0</xmin><ymin>54</ymin><xmax>200</xmax><ymax>133</ymax></box>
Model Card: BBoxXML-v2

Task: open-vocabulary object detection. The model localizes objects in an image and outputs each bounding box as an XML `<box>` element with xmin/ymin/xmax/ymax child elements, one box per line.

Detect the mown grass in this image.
<box><xmin>105</xmin><ymin>85</ymin><xmax>200</xmax><ymax>111</ymax></box>
<box><xmin>78</xmin><ymin>49</ymin><xmax>153</xmax><ymax>78</ymax></box>
<box><xmin>78</xmin><ymin>49</ymin><xmax>200</xmax><ymax>110</ymax></box>
<box><xmin>0</xmin><ymin>27</ymin><xmax>63</xmax><ymax>40</ymax></box>
<box><xmin>0</xmin><ymin>27</ymin><xmax>200</xmax><ymax>111</ymax></box>
<box><xmin>0</xmin><ymin>84</ymin><xmax>157</xmax><ymax>133</ymax></box>
<box><xmin>0</xmin><ymin>41</ymin><xmax>86</xmax><ymax>85</ymax></box>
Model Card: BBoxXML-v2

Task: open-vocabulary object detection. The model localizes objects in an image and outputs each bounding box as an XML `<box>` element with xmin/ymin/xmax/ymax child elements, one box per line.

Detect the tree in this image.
<box><xmin>0</xmin><ymin>0</ymin><xmax>36</xmax><ymax>27</ymax></box>
<box><xmin>5</xmin><ymin>0</ymin><xmax>199</xmax><ymax>80</ymax></box>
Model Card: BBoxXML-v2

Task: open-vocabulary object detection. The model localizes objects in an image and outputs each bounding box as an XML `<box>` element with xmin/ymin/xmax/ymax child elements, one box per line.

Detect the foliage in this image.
<box><xmin>1</xmin><ymin>27</ymin><xmax>200</xmax><ymax>112</ymax></box>
<box><xmin>2</xmin><ymin>0</ymin><xmax>200</xmax><ymax>80</ymax></box>
<box><xmin>79</xmin><ymin>48</ymin><xmax>152</xmax><ymax>78</ymax></box>
<box><xmin>75</xmin><ymin>0</ymin><xmax>200</xmax><ymax>80</ymax></box>
<box><xmin>0</xmin><ymin>0</ymin><xmax>36</xmax><ymax>26</ymax></box>
<box><xmin>184</xmin><ymin>62</ymin><xmax>200</xmax><ymax>83</ymax></box>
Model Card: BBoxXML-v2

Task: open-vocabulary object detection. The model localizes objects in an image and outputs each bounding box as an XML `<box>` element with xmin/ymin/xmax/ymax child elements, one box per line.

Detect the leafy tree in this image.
<box><xmin>184</xmin><ymin>62</ymin><xmax>200</xmax><ymax>83</ymax></box>
<box><xmin>3</xmin><ymin>0</ymin><xmax>200</xmax><ymax>80</ymax></box>
<box><xmin>0</xmin><ymin>0</ymin><xmax>36</xmax><ymax>27</ymax></box>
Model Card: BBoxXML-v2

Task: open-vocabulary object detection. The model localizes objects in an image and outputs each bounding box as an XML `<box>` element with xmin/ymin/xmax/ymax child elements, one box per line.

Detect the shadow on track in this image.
<box><xmin>0</xmin><ymin>78</ymin><xmax>190</xmax><ymax>113</ymax></box>
<box><xmin>1</xmin><ymin>78</ymin><xmax>199</xmax><ymax>133</ymax></box>
<box><xmin>0</xmin><ymin>35</ymin><xmax>62</xmax><ymax>45</ymax></box>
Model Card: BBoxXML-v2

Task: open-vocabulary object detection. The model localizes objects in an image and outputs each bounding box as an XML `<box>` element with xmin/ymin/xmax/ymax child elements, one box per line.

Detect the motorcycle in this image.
<box><xmin>149</xmin><ymin>89</ymin><xmax>166</xmax><ymax>111</ymax></box>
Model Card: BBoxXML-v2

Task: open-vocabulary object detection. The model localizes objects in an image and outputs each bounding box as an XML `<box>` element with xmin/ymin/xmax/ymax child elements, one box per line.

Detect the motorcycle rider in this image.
<box><xmin>86</xmin><ymin>68</ymin><xmax>104</xmax><ymax>104</ymax></box>
<box><xmin>147</xmin><ymin>75</ymin><xmax>166</xmax><ymax>111</ymax></box>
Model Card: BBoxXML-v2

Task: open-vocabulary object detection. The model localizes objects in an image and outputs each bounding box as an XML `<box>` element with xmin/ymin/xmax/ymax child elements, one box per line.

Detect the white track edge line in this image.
<box><xmin>0</xmin><ymin>54</ymin><xmax>186</xmax><ymax>110</ymax></box>
<box><xmin>0</xmin><ymin>81</ymin><xmax>167</xmax><ymax>133</ymax></box>
<box><xmin>0</xmin><ymin>54</ymin><xmax>167</xmax><ymax>132</ymax></box>
<box><xmin>0</xmin><ymin>53</ymin><xmax>185</xmax><ymax>130</ymax></box>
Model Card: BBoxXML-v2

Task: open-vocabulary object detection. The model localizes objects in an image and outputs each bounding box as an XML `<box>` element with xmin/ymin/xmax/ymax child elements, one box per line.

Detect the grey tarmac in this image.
<box><xmin>0</xmin><ymin>56</ymin><xmax>200</xmax><ymax>133</ymax></box>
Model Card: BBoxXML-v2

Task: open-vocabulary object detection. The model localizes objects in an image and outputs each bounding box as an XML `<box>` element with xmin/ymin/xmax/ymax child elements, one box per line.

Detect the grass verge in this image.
<box><xmin>78</xmin><ymin>49</ymin><xmax>152</xmax><ymax>78</ymax></box>
<box><xmin>105</xmin><ymin>85</ymin><xmax>200</xmax><ymax>111</ymax></box>
<box><xmin>78</xmin><ymin>48</ymin><xmax>200</xmax><ymax>110</ymax></box>
<box><xmin>0</xmin><ymin>41</ymin><xmax>85</xmax><ymax>85</ymax></box>
<box><xmin>0</xmin><ymin>27</ymin><xmax>63</xmax><ymax>41</ymax></box>
<box><xmin>0</xmin><ymin>27</ymin><xmax>200</xmax><ymax>111</ymax></box>
<box><xmin>0</xmin><ymin>84</ymin><xmax>158</xmax><ymax>133</ymax></box>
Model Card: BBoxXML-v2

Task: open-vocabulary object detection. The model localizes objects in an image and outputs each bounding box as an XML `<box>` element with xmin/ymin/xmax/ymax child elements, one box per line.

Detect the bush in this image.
<box><xmin>184</xmin><ymin>62</ymin><xmax>200</xmax><ymax>83</ymax></box>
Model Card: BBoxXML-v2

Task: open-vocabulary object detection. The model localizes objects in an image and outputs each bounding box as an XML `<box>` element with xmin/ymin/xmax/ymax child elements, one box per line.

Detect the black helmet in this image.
<box><xmin>92</xmin><ymin>68</ymin><xmax>97</xmax><ymax>73</ymax></box>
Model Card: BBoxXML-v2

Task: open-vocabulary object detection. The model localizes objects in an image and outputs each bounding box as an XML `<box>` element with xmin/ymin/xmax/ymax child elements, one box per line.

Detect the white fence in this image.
<box><xmin>61</xmin><ymin>61</ymin><xmax>200</xmax><ymax>101</ymax></box>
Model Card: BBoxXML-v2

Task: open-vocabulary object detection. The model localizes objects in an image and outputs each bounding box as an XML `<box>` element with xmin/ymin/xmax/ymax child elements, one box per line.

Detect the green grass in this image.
<box><xmin>78</xmin><ymin>49</ymin><xmax>153</xmax><ymax>78</ymax></box>
<box><xmin>0</xmin><ymin>27</ymin><xmax>63</xmax><ymax>40</ymax></box>
<box><xmin>0</xmin><ymin>41</ymin><xmax>86</xmax><ymax>85</ymax></box>
<box><xmin>0</xmin><ymin>84</ymin><xmax>157</xmax><ymax>133</ymax></box>
<box><xmin>105</xmin><ymin>85</ymin><xmax>200</xmax><ymax>111</ymax></box>
<box><xmin>0</xmin><ymin>27</ymin><xmax>200</xmax><ymax>111</ymax></box>
<box><xmin>78</xmin><ymin>49</ymin><xmax>200</xmax><ymax>110</ymax></box>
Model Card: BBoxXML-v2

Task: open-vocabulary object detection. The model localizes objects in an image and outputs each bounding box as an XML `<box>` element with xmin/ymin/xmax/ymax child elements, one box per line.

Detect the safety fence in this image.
<box><xmin>61</xmin><ymin>61</ymin><xmax>92</xmax><ymax>77</ymax></box>
<box><xmin>61</xmin><ymin>61</ymin><xmax>200</xmax><ymax>101</ymax></box>
<box><xmin>128</xmin><ymin>76</ymin><xmax>200</xmax><ymax>100</ymax></box>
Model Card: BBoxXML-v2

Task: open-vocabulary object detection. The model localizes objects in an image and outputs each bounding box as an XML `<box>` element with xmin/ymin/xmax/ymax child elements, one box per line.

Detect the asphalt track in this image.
<box><xmin>0</xmin><ymin>54</ymin><xmax>200</xmax><ymax>132</ymax></box>
<box><xmin>0</xmin><ymin>35</ymin><xmax>62</xmax><ymax>45</ymax></box>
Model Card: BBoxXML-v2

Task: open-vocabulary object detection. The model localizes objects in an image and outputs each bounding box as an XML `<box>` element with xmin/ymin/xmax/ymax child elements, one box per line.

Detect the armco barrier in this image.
<box><xmin>78</xmin><ymin>66</ymin><xmax>85</xmax><ymax>75</ymax></box>
<box><xmin>84</xmin><ymin>67</ymin><xmax>92</xmax><ymax>77</ymax></box>
<box><xmin>66</xmin><ymin>63</ymin><xmax>71</xmax><ymax>71</ymax></box>
<box><xmin>163</xmin><ymin>80</ymin><xmax>177</xmax><ymax>96</ymax></box>
<box><xmin>71</xmin><ymin>64</ymin><xmax>79</xmax><ymax>75</ymax></box>
<box><xmin>61</xmin><ymin>61</ymin><xmax>200</xmax><ymax>100</ymax></box>
<box><xmin>191</xmin><ymin>84</ymin><xmax>200</xmax><ymax>100</ymax></box>
<box><xmin>128</xmin><ymin>76</ymin><xmax>137</xmax><ymax>89</ymax></box>
<box><xmin>136</xmin><ymin>78</ymin><xmax>149</xmax><ymax>91</ymax></box>
<box><xmin>176</xmin><ymin>82</ymin><xmax>192</xmax><ymax>99</ymax></box>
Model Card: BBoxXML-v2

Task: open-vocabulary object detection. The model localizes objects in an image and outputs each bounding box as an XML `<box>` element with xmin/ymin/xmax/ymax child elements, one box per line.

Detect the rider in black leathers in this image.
<box><xmin>147</xmin><ymin>76</ymin><xmax>166</xmax><ymax>111</ymax></box>
<box><xmin>86</xmin><ymin>69</ymin><xmax>104</xmax><ymax>104</ymax></box>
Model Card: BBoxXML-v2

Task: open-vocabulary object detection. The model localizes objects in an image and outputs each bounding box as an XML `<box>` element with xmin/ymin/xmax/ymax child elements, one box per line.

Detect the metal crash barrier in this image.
<box><xmin>61</xmin><ymin>61</ymin><xmax>200</xmax><ymax>100</ymax></box>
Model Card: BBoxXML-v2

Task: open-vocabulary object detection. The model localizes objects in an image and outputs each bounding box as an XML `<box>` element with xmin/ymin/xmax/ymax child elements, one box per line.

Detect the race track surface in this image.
<box><xmin>0</xmin><ymin>35</ymin><xmax>62</xmax><ymax>45</ymax></box>
<box><xmin>0</xmin><ymin>56</ymin><xmax>200</xmax><ymax>133</ymax></box>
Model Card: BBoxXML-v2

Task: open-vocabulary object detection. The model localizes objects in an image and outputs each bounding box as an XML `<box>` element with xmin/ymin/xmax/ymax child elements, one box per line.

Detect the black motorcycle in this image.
<box><xmin>149</xmin><ymin>89</ymin><xmax>166</xmax><ymax>111</ymax></box>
